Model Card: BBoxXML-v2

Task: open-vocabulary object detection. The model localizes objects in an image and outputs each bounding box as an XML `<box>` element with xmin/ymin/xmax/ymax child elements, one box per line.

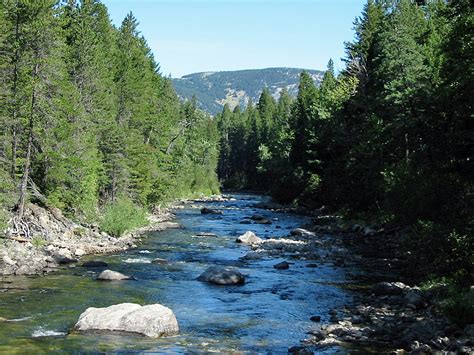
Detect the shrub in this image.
<box><xmin>100</xmin><ymin>197</ymin><xmax>147</xmax><ymax>237</ymax></box>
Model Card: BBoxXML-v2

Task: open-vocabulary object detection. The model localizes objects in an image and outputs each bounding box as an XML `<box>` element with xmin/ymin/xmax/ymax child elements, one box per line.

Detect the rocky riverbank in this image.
<box><xmin>0</xmin><ymin>202</ymin><xmax>176</xmax><ymax>276</ymax></box>
<box><xmin>235</xmin><ymin>204</ymin><xmax>473</xmax><ymax>354</ymax></box>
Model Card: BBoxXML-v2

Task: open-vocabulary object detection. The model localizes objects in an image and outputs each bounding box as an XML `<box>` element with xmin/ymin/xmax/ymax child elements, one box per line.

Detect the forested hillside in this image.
<box><xmin>0</xmin><ymin>1</ymin><xmax>219</xmax><ymax>235</ymax></box>
<box><xmin>217</xmin><ymin>0</ymin><xmax>473</xmax><ymax>281</ymax></box>
<box><xmin>172</xmin><ymin>68</ymin><xmax>323</xmax><ymax>115</ymax></box>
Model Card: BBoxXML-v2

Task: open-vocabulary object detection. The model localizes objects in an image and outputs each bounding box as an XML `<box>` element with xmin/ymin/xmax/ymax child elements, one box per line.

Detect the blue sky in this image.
<box><xmin>102</xmin><ymin>0</ymin><xmax>366</xmax><ymax>78</ymax></box>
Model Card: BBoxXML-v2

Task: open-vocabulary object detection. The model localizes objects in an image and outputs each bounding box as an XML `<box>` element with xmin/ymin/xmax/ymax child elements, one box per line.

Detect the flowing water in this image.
<box><xmin>0</xmin><ymin>194</ymin><xmax>354</xmax><ymax>353</ymax></box>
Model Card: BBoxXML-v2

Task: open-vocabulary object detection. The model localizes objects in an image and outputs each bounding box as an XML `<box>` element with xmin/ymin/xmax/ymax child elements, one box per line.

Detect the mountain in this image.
<box><xmin>171</xmin><ymin>67</ymin><xmax>324</xmax><ymax>115</ymax></box>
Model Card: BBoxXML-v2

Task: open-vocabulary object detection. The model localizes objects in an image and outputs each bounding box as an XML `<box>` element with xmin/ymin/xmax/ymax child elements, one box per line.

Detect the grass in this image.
<box><xmin>99</xmin><ymin>197</ymin><xmax>148</xmax><ymax>237</ymax></box>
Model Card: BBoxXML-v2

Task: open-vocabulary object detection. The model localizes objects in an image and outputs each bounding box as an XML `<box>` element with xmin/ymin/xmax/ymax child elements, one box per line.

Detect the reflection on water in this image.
<box><xmin>0</xmin><ymin>194</ymin><xmax>353</xmax><ymax>353</ymax></box>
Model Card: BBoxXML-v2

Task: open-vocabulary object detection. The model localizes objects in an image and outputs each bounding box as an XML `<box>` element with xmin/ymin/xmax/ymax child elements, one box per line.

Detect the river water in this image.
<box><xmin>0</xmin><ymin>194</ymin><xmax>354</xmax><ymax>353</ymax></box>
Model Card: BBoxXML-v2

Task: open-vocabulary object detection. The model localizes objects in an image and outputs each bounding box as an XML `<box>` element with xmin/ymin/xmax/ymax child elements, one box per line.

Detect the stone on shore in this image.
<box><xmin>74</xmin><ymin>303</ymin><xmax>179</xmax><ymax>337</ymax></box>
<box><xmin>97</xmin><ymin>269</ymin><xmax>132</xmax><ymax>281</ymax></box>
<box><xmin>236</xmin><ymin>231</ymin><xmax>262</xmax><ymax>245</ymax></box>
<box><xmin>197</xmin><ymin>266</ymin><xmax>245</xmax><ymax>285</ymax></box>
<box><xmin>372</xmin><ymin>281</ymin><xmax>409</xmax><ymax>296</ymax></box>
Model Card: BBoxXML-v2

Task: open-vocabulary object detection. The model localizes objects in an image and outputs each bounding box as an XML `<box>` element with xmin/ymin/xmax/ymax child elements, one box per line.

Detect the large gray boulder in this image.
<box><xmin>97</xmin><ymin>269</ymin><xmax>132</xmax><ymax>281</ymax></box>
<box><xmin>197</xmin><ymin>266</ymin><xmax>245</xmax><ymax>285</ymax></box>
<box><xmin>236</xmin><ymin>231</ymin><xmax>262</xmax><ymax>245</ymax></box>
<box><xmin>75</xmin><ymin>303</ymin><xmax>179</xmax><ymax>338</ymax></box>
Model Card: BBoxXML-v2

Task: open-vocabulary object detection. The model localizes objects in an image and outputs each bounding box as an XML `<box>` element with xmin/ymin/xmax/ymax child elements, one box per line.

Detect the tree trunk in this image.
<box><xmin>10</xmin><ymin>11</ymin><xmax>20</xmax><ymax>179</ymax></box>
<box><xmin>17</xmin><ymin>63</ymin><xmax>38</xmax><ymax>219</ymax></box>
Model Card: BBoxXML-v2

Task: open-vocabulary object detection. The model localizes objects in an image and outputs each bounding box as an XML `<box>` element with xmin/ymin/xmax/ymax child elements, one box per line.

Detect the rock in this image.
<box><xmin>151</xmin><ymin>258</ymin><xmax>168</xmax><ymax>265</ymax></box>
<box><xmin>363</xmin><ymin>227</ymin><xmax>376</xmax><ymax>236</ymax></box>
<box><xmin>328</xmin><ymin>309</ymin><xmax>338</xmax><ymax>316</ymax></box>
<box><xmin>404</xmin><ymin>289</ymin><xmax>426</xmax><ymax>309</ymax></box>
<box><xmin>310</xmin><ymin>315</ymin><xmax>321</xmax><ymax>322</ymax></box>
<box><xmin>249</xmin><ymin>214</ymin><xmax>266</xmax><ymax>221</ymax></box>
<box><xmin>97</xmin><ymin>270</ymin><xmax>132</xmax><ymax>281</ymax></box>
<box><xmin>74</xmin><ymin>303</ymin><xmax>179</xmax><ymax>337</ymax></box>
<box><xmin>307</xmin><ymin>329</ymin><xmax>326</xmax><ymax>341</ymax></box>
<box><xmin>372</xmin><ymin>282</ymin><xmax>409</xmax><ymax>296</ymax></box>
<box><xmin>197</xmin><ymin>266</ymin><xmax>245</xmax><ymax>285</ymax></box>
<box><xmin>288</xmin><ymin>346</ymin><xmax>314</xmax><ymax>354</ymax></box>
<box><xmin>0</xmin><ymin>317</ymin><xmax>7</xmax><ymax>322</ymax></box>
<box><xmin>334</xmin><ymin>258</ymin><xmax>345</xmax><ymax>267</ymax></box>
<box><xmin>195</xmin><ymin>232</ymin><xmax>218</xmax><ymax>237</ymax></box>
<box><xmin>240</xmin><ymin>251</ymin><xmax>267</xmax><ymax>260</ymax></box>
<box><xmin>74</xmin><ymin>248</ymin><xmax>86</xmax><ymax>257</ymax></box>
<box><xmin>255</xmin><ymin>218</ymin><xmax>272</xmax><ymax>225</ymax></box>
<box><xmin>306</xmin><ymin>263</ymin><xmax>318</xmax><ymax>268</ymax></box>
<box><xmin>56</xmin><ymin>257</ymin><xmax>78</xmax><ymax>265</ymax></box>
<box><xmin>236</xmin><ymin>231</ymin><xmax>262</xmax><ymax>245</ymax></box>
<box><xmin>200</xmin><ymin>207</ymin><xmax>222</xmax><ymax>215</ymax></box>
<box><xmin>273</xmin><ymin>261</ymin><xmax>290</xmax><ymax>270</ymax></box>
<box><xmin>464</xmin><ymin>324</ymin><xmax>474</xmax><ymax>338</ymax></box>
<box><xmin>290</xmin><ymin>228</ymin><xmax>316</xmax><ymax>238</ymax></box>
<box><xmin>82</xmin><ymin>260</ymin><xmax>108</xmax><ymax>268</ymax></box>
<box><xmin>239</xmin><ymin>219</ymin><xmax>252</xmax><ymax>224</ymax></box>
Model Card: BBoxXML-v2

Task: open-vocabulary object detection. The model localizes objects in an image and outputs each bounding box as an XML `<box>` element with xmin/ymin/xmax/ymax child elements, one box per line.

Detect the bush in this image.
<box><xmin>100</xmin><ymin>198</ymin><xmax>147</xmax><ymax>237</ymax></box>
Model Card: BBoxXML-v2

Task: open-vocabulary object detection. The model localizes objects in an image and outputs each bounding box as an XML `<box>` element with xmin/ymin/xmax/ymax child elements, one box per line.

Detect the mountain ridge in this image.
<box><xmin>171</xmin><ymin>67</ymin><xmax>324</xmax><ymax>115</ymax></box>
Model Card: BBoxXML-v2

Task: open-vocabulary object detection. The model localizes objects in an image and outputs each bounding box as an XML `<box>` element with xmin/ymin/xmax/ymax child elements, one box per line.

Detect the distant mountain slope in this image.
<box><xmin>171</xmin><ymin>67</ymin><xmax>323</xmax><ymax>115</ymax></box>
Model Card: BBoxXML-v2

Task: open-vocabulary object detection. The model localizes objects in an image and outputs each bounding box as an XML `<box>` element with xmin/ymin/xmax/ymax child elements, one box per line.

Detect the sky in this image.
<box><xmin>102</xmin><ymin>0</ymin><xmax>367</xmax><ymax>78</ymax></box>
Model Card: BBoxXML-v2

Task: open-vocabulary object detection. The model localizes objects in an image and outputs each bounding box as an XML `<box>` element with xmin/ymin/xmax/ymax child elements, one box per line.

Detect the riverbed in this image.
<box><xmin>0</xmin><ymin>194</ymin><xmax>354</xmax><ymax>353</ymax></box>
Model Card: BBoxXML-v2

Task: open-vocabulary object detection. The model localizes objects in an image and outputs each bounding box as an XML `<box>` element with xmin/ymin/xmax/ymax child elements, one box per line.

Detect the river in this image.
<box><xmin>0</xmin><ymin>194</ymin><xmax>355</xmax><ymax>353</ymax></box>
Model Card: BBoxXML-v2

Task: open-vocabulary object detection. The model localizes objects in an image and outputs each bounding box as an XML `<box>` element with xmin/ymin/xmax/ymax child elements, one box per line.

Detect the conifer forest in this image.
<box><xmin>0</xmin><ymin>0</ymin><xmax>472</xmax><ymax>353</ymax></box>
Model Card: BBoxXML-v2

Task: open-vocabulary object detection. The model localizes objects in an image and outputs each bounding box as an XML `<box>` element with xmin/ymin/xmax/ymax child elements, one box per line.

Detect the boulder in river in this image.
<box><xmin>97</xmin><ymin>269</ymin><xmax>132</xmax><ymax>281</ymax></box>
<box><xmin>151</xmin><ymin>258</ymin><xmax>168</xmax><ymax>265</ymax></box>
<box><xmin>82</xmin><ymin>260</ymin><xmax>108</xmax><ymax>268</ymax></box>
<box><xmin>197</xmin><ymin>266</ymin><xmax>245</xmax><ymax>285</ymax></box>
<box><xmin>290</xmin><ymin>228</ymin><xmax>316</xmax><ymax>238</ymax></box>
<box><xmin>273</xmin><ymin>261</ymin><xmax>290</xmax><ymax>270</ymax></box>
<box><xmin>255</xmin><ymin>218</ymin><xmax>272</xmax><ymax>225</ymax></box>
<box><xmin>200</xmin><ymin>207</ymin><xmax>222</xmax><ymax>215</ymax></box>
<box><xmin>236</xmin><ymin>231</ymin><xmax>262</xmax><ymax>245</ymax></box>
<box><xmin>249</xmin><ymin>214</ymin><xmax>266</xmax><ymax>221</ymax></box>
<box><xmin>74</xmin><ymin>303</ymin><xmax>179</xmax><ymax>338</ymax></box>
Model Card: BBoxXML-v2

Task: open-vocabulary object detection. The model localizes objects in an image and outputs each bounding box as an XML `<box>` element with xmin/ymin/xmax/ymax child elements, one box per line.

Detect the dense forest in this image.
<box><xmin>0</xmin><ymin>1</ymin><xmax>220</xmax><ymax>235</ymax></box>
<box><xmin>217</xmin><ymin>0</ymin><xmax>472</xmax><ymax>282</ymax></box>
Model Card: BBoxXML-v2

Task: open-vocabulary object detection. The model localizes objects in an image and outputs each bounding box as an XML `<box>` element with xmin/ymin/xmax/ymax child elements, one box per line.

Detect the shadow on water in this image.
<box><xmin>0</xmin><ymin>193</ymin><xmax>356</xmax><ymax>353</ymax></box>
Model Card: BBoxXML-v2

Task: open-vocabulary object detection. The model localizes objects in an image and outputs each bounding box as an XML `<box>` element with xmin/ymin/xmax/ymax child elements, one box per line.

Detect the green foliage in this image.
<box><xmin>218</xmin><ymin>0</ymin><xmax>473</xmax><ymax>289</ymax></box>
<box><xmin>421</xmin><ymin>277</ymin><xmax>474</xmax><ymax>328</ymax></box>
<box><xmin>99</xmin><ymin>197</ymin><xmax>147</xmax><ymax>237</ymax></box>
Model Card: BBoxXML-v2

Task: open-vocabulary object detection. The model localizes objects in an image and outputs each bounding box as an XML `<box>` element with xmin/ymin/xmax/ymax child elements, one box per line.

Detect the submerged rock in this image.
<box><xmin>236</xmin><ymin>231</ymin><xmax>262</xmax><ymax>245</ymax></box>
<box><xmin>249</xmin><ymin>214</ymin><xmax>266</xmax><ymax>221</ymax></box>
<box><xmin>255</xmin><ymin>218</ymin><xmax>272</xmax><ymax>225</ymax></box>
<box><xmin>288</xmin><ymin>345</ymin><xmax>314</xmax><ymax>354</ymax></box>
<box><xmin>200</xmin><ymin>207</ymin><xmax>222</xmax><ymax>215</ymax></box>
<box><xmin>197</xmin><ymin>266</ymin><xmax>245</xmax><ymax>285</ymax></box>
<box><xmin>97</xmin><ymin>269</ymin><xmax>132</xmax><ymax>281</ymax></box>
<box><xmin>82</xmin><ymin>260</ymin><xmax>108</xmax><ymax>268</ymax></box>
<box><xmin>273</xmin><ymin>261</ymin><xmax>290</xmax><ymax>270</ymax></box>
<box><xmin>74</xmin><ymin>303</ymin><xmax>179</xmax><ymax>337</ymax></box>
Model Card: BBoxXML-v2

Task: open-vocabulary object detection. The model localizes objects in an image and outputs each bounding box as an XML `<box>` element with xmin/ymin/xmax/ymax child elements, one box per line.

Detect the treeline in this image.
<box><xmin>217</xmin><ymin>0</ymin><xmax>472</xmax><ymax>278</ymax></box>
<box><xmin>0</xmin><ymin>0</ymin><xmax>219</xmax><ymax>233</ymax></box>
